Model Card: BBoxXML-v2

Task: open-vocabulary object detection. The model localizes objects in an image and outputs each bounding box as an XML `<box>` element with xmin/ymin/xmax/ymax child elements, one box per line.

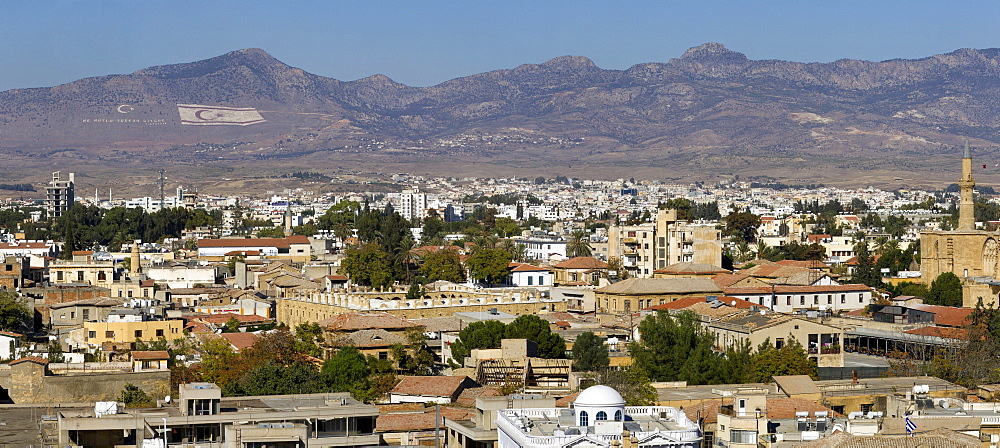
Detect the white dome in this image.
<box><xmin>574</xmin><ymin>385</ymin><xmax>626</xmax><ymax>407</ymax></box>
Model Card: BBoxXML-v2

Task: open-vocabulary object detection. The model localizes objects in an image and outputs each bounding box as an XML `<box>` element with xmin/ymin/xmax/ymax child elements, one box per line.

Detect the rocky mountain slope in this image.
<box><xmin>2</xmin><ymin>44</ymin><xmax>1000</xmax><ymax>187</ymax></box>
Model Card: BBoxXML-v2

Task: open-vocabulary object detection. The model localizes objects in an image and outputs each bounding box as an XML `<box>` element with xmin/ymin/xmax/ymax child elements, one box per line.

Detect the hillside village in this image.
<box><xmin>1</xmin><ymin>151</ymin><xmax>1000</xmax><ymax>447</ymax></box>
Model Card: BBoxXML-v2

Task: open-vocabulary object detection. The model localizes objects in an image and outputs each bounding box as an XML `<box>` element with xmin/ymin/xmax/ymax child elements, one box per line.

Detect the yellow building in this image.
<box><xmin>83</xmin><ymin>320</ymin><xmax>183</xmax><ymax>347</ymax></box>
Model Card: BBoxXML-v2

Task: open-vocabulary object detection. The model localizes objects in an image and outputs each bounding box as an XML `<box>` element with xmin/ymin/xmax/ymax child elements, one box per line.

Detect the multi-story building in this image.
<box><xmin>605</xmin><ymin>210</ymin><xmax>724</xmax><ymax>278</ymax></box>
<box><xmin>56</xmin><ymin>382</ymin><xmax>380</xmax><ymax>447</ymax></box>
<box><xmin>45</xmin><ymin>171</ymin><xmax>74</xmax><ymax>218</ymax></box>
<box><xmin>388</xmin><ymin>187</ymin><xmax>428</xmax><ymax>221</ymax></box>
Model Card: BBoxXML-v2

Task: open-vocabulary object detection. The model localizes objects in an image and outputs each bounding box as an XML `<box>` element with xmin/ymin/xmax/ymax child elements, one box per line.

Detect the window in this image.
<box><xmin>859</xmin><ymin>293</ymin><xmax>864</xmax><ymax>303</ymax></box>
<box><xmin>813</xmin><ymin>295</ymin><xmax>819</xmax><ymax>305</ymax></box>
<box><xmin>56</xmin><ymin>271</ymin><xmax>63</xmax><ymax>281</ymax></box>
<box><xmin>83</xmin><ymin>309</ymin><xmax>90</xmax><ymax>320</ymax></box>
<box><xmin>596</xmin><ymin>411</ymin><xmax>608</xmax><ymax>421</ymax></box>
<box><xmin>527</xmin><ymin>276</ymin><xmax>533</xmax><ymax>286</ymax></box>
<box><xmin>827</xmin><ymin>295</ymin><xmax>832</xmax><ymax>304</ymax></box>
<box><xmin>97</xmin><ymin>271</ymin><xmax>106</xmax><ymax>281</ymax></box>
<box><xmin>800</xmin><ymin>296</ymin><xmax>805</xmax><ymax>305</ymax></box>
<box><xmin>786</xmin><ymin>296</ymin><xmax>791</xmax><ymax>306</ymax></box>
<box><xmin>730</xmin><ymin>430</ymin><xmax>757</xmax><ymax>444</ymax></box>
<box><xmin>77</xmin><ymin>271</ymin><xmax>84</xmax><ymax>282</ymax></box>
<box><xmin>614</xmin><ymin>410</ymin><xmax>622</xmax><ymax>421</ymax></box>
<box><xmin>105</xmin><ymin>331</ymin><xmax>114</xmax><ymax>338</ymax></box>
<box><xmin>579</xmin><ymin>411</ymin><xmax>589</xmax><ymax>426</ymax></box>
<box><xmin>156</xmin><ymin>329</ymin><xmax>164</xmax><ymax>337</ymax></box>
<box><xmin>860</xmin><ymin>403</ymin><xmax>874</xmax><ymax>414</ymax></box>
<box><xmin>135</xmin><ymin>330</ymin><xmax>143</xmax><ymax>338</ymax></box>
<box><xmin>775</xmin><ymin>338</ymin><xmax>785</xmax><ymax>349</ymax></box>
<box><xmin>841</xmin><ymin>294</ymin><xmax>846</xmax><ymax>304</ymax></box>
<box><xmin>143</xmin><ymin>289</ymin><xmax>149</xmax><ymax>297</ymax></box>
<box><xmin>538</xmin><ymin>276</ymin><xmax>544</xmax><ymax>286</ymax></box>
<box><xmin>88</xmin><ymin>331</ymin><xmax>96</xmax><ymax>338</ymax></box>
<box><xmin>624</xmin><ymin>300</ymin><xmax>631</xmax><ymax>312</ymax></box>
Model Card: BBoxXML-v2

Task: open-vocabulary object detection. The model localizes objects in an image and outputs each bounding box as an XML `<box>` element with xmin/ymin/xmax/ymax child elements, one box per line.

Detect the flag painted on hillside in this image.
<box><xmin>177</xmin><ymin>104</ymin><xmax>265</xmax><ymax>126</ymax></box>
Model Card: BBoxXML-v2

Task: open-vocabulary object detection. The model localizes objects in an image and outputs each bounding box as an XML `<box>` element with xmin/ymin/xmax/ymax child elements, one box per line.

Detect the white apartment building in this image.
<box><xmin>387</xmin><ymin>188</ymin><xmax>428</xmax><ymax>221</ymax></box>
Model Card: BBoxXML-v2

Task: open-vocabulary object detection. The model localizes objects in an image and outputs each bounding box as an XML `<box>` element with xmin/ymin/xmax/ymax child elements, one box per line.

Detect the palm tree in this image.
<box><xmin>736</xmin><ymin>241</ymin><xmax>753</xmax><ymax>263</ymax></box>
<box><xmin>566</xmin><ymin>230</ymin><xmax>593</xmax><ymax>258</ymax></box>
<box><xmin>755</xmin><ymin>240</ymin><xmax>773</xmax><ymax>260</ymax></box>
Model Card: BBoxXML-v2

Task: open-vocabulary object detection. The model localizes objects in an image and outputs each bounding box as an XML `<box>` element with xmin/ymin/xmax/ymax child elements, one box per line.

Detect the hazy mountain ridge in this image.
<box><xmin>2</xmin><ymin>43</ymin><xmax>1000</xmax><ymax>184</ymax></box>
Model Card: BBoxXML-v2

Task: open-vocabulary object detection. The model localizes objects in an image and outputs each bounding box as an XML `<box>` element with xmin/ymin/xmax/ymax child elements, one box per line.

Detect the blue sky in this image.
<box><xmin>2</xmin><ymin>1</ymin><xmax>999</xmax><ymax>91</ymax></box>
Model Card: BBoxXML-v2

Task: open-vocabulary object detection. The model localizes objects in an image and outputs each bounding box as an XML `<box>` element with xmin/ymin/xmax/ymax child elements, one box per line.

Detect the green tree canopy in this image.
<box><xmin>504</xmin><ymin>315</ymin><xmax>566</xmax><ymax>359</ymax></box>
<box><xmin>927</xmin><ymin>272</ymin><xmax>963</xmax><ymax>307</ymax></box>
<box><xmin>466</xmin><ymin>248</ymin><xmax>512</xmax><ymax>285</ymax></box>
<box><xmin>321</xmin><ymin>346</ymin><xmax>371</xmax><ymax>394</ymax></box>
<box><xmin>341</xmin><ymin>243</ymin><xmax>394</xmax><ymax>288</ymax></box>
<box><xmin>631</xmin><ymin>311</ymin><xmax>751</xmax><ymax>385</ymax></box>
<box><xmin>0</xmin><ymin>290</ymin><xmax>31</xmax><ymax>333</ymax></box>
<box><xmin>418</xmin><ymin>249</ymin><xmax>466</xmax><ymax>283</ymax></box>
<box><xmin>572</xmin><ymin>332</ymin><xmax>609</xmax><ymax>372</ymax></box>
<box><xmin>724</xmin><ymin>211</ymin><xmax>761</xmax><ymax>243</ymax></box>
<box><xmin>566</xmin><ymin>230</ymin><xmax>593</xmax><ymax>258</ymax></box>
<box><xmin>449</xmin><ymin>320</ymin><xmax>506</xmax><ymax>366</ymax></box>
<box><xmin>750</xmin><ymin>338</ymin><xmax>817</xmax><ymax>382</ymax></box>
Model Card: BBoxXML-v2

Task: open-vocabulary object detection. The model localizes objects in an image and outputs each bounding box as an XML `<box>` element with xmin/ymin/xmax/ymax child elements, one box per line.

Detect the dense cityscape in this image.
<box><xmin>0</xmin><ymin>149</ymin><xmax>997</xmax><ymax>447</ymax></box>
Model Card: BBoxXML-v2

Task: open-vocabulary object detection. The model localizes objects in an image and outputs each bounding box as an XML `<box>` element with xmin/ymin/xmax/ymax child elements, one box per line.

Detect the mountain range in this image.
<box><xmin>2</xmin><ymin>43</ymin><xmax>1000</xmax><ymax>190</ymax></box>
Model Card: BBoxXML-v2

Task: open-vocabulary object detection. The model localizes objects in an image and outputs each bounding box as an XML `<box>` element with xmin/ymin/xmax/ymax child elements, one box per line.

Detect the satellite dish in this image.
<box><xmin>164</xmin><ymin>395</ymin><xmax>171</xmax><ymax>403</ymax></box>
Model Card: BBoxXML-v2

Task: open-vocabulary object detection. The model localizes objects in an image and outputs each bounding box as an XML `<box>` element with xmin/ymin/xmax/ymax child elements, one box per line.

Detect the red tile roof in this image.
<box><xmin>509</xmin><ymin>262</ymin><xmax>549</xmax><ymax>272</ymax></box>
<box><xmin>904</xmin><ymin>326</ymin><xmax>969</xmax><ymax>340</ymax></box>
<box><xmin>131</xmin><ymin>350</ymin><xmax>169</xmax><ymax>360</ymax></box>
<box><xmin>219</xmin><ymin>332</ymin><xmax>260</xmax><ymax>351</ymax></box>
<box><xmin>906</xmin><ymin>304</ymin><xmax>974</xmax><ymax>327</ymax></box>
<box><xmin>391</xmin><ymin>376</ymin><xmax>475</xmax><ymax>398</ymax></box>
<box><xmin>554</xmin><ymin>257</ymin><xmax>609</xmax><ymax>270</ymax></box>
<box><xmin>683</xmin><ymin>397</ymin><xmax>840</xmax><ymax>424</ymax></box>
<box><xmin>649</xmin><ymin>296</ymin><xmax>757</xmax><ymax>311</ymax></box>
<box><xmin>712</xmin><ymin>273</ymin><xmax>752</xmax><ymax>287</ymax></box>
<box><xmin>722</xmin><ymin>284</ymin><xmax>872</xmax><ymax>295</ymax></box>
<box><xmin>10</xmin><ymin>356</ymin><xmax>49</xmax><ymax>366</ymax></box>
<box><xmin>376</xmin><ymin>407</ymin><xmax>475</xmax><ymax>432</ymax></box>
<box><xmin>191</xmin><ymin>314</ymin><xmax>271</xmax><ymax>325</ymax></box>
<box><xmin>0</xmin><ymin>331</ymin><xmax>23</xmax><ymax>338</ymax></box>
<box><xmin>775</xmin><ymin>260</ymin><xmax>829</xmax><ymax>269</ymax></box>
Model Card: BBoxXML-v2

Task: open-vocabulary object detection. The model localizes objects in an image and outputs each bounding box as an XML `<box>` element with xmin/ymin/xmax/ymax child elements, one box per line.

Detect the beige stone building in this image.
<box><xmin>278</xmin><ymin>283</ymin><xmax>566</xmax><ymax>329</ymax></box>
<box><xmin>604</xmin><ymin>210</ymin><xmax>724</xmax><ymax>278</ymax></box>
<box><xmin>920</xmin><ymin>142</ymin><xmax>1000</xmax><ymax>307</ymax></box>
<box><xmin>593</xmin><ymin>277</ymin><xmax>723</xmax><ymax>313</ymax></box>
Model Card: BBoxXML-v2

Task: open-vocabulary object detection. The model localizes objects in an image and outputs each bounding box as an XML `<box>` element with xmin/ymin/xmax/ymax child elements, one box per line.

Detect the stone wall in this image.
<box><xmin>279</xmin><ymin>297</ymin><xmax>566</xmax><ymax>328</ymax></box>
<box><xmin>8</xmin><ymin>361</ymin><xmax>169</xmax><ymax>404</ymax></box>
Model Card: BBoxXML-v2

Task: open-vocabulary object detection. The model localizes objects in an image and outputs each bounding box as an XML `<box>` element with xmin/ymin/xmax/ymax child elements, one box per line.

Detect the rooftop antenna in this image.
<box><xmin>158</xmin><ymin>169</ymin><xmax>166</xmax><ymax>207</ymax></box>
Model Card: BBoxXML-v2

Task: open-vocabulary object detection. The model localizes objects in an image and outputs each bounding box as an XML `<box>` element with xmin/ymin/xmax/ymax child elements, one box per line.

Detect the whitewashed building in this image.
<box><xmin>497</xmin><ymin>385</ymin><xmax>701</xmax><ymax>448</ymax></box>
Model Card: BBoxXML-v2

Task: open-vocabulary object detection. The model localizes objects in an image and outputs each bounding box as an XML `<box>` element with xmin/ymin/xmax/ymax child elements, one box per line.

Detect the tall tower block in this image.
<box><xmin>958</xmin><ymin>140</ymin><xmax>976</xmax><ymax>230</ymax></box>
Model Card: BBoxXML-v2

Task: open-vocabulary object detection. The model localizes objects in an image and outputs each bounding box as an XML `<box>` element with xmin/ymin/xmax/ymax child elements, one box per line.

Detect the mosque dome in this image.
<box><xmin>574</xmin><ymin>385</ymin><xmax>626</xmax><ymax>407</ymax></box>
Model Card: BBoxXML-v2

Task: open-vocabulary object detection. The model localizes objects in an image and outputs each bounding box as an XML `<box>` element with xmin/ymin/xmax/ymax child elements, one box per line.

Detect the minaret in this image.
<box><xmin>131</xmin><ymin>240</ymin><xmax>141</xmax><ymax>276</ymax></box>
<box><xmin>958</xmin><ymin>140</ymin><xmax>976</xmax><ymax>230</ymax></box>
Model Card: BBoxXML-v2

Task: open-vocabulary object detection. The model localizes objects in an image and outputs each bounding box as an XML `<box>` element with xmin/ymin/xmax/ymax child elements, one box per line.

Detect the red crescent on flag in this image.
<box><xmin>194</xmin><ymin>110</ymin><xmax>218</xmax><ymax>121</ymax></box>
